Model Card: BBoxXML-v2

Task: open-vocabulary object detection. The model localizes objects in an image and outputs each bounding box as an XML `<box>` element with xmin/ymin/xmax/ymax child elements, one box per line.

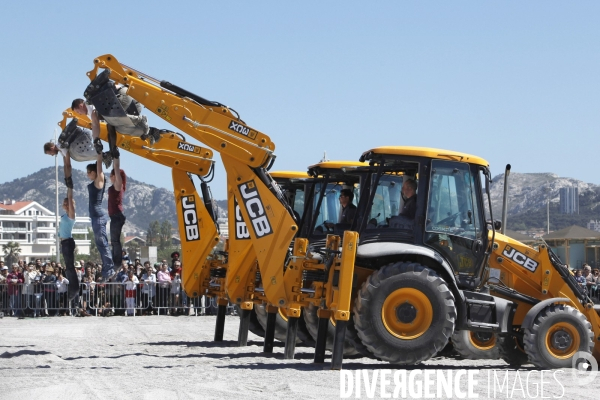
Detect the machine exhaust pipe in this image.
<box><xmin>501</xmin><ymin>164</ymin><xmax>511</xmax><ymax>234</ymax></box>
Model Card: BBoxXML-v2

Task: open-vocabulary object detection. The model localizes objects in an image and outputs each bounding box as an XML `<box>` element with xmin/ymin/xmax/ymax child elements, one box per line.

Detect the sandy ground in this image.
<box><xmin>0</xmin><ymin>315</ymin><xmax>598</xmax><ymax>400</ymax></box>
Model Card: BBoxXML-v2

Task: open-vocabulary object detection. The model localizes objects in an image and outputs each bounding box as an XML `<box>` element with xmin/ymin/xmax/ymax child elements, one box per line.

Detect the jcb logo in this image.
<box><xmin>234</xmin><ymin>199</ymin><xmax>250</xmax><ymax>240</ymax></box>
<box><xmin>238</xmin><ymin>181</ymin><xmax>273</xmax><ymax>238</ymax></box>
<box><xmin>228</xmin><ymin>121</ymin><xmax>257</xmax><ymax>140</ymax></box>
<box><xmin>502</xmin><ymin>246</ymin><xmax>538</xmax><ymax>272</ymax></box>
<box><xmin>177</xmin><ymin>142</ymin><xmax>200</xmax><ymax>154</ymax></box>
<box><xmin>181</xmin><ymin>195</ymin><xmax>200</xmax><ymax>242</ymax></box>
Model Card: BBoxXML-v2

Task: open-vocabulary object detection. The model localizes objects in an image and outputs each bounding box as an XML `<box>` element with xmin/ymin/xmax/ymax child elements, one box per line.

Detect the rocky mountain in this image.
<box><xmin>489</xmin><ymin>172</ymin><xmax>600</xmax><ymax>231</ymax></box>
<box><xmin>0</xmin><ymin>167</ymin><xmax>225</xmax><ymax>235</ymax></box>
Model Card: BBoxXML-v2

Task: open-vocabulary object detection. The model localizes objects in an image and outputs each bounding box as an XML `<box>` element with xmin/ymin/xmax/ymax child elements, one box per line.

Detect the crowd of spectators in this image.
<box><xmin>0</xmin><ymin>252</ymin><xmax>216</xmax><ymax>318</ymax></box>
<box><xmin>574</xmin><ymin>263</ymin><xmax>600</xmax><ymax>299</ymax></box>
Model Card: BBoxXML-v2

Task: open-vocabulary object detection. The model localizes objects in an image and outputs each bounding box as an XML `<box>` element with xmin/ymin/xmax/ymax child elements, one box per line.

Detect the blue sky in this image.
<box><xmin>1</xmin><ymin>1</ymin><xmax>598</xmax><ymax>199</ymax></box>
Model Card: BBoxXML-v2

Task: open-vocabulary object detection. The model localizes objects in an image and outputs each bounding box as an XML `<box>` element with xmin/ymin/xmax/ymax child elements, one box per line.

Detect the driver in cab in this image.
<box><xmin>399</xmin><ymin>179</ymin><xmax>417</xmax><ymax>219</ymax></box>
<box><xmin>324</xmin><ymin>188</ymin><xmax>356</xmax><ymax>230</ymax></box>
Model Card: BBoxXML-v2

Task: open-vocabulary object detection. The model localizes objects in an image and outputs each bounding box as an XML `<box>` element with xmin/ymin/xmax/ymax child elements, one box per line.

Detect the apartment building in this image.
<box><xmin>0</xmin><ymin>200</ymin><xmax>91</xmax><ymax>262</ymax></box>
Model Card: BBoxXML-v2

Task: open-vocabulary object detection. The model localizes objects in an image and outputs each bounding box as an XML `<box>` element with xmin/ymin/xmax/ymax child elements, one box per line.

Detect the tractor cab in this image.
<box><xmin>270</xmin><ymin>171</ymin><xmax>310</xmax><ymax>223</ymax></box>
<box><xmin>357</xmin><ymin>146</ymin><xmax>494</xmax><ymax>290</ymax></box>
<box><xmin>304</xmin><ymin>161</ymin><xmax>367</xmax><ymax>243</ymax></box>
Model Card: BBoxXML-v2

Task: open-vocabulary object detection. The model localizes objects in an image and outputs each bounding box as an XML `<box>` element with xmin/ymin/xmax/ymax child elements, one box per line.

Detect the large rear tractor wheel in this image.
<box><xmin>234</xmin><ymin>305</ymin><xmax>265</xmax><ymax>338</ymax></box>
<box><xmin>498</xmin><ymin>334</ymin><xmax>529</xmax><ymax>367</ymax></box>
<box><xmin>347</xmin><ymin>315</ymin><xmax>376</xmax><ymax>358</ymax></box>
<box><xmin>254</xmin><ymin>304</ymin><xmax>313</xmax><ymax>345</ymax></box>
<box><xmin>354</xmin><ymin>262</ymin><xmax>456</xmax><ymax>364</ymax></box>
<box><xmin>523</xmin><ymin>304</ymin><xmax>594</xmax><ymax>369</ymax></box>
<box><xmin>451</xmin><ymin>330</ymin><xmax>499</xmax><ymax>360</ymax></box>
<box><xmin>303</xmin><ymin>303</ymin><xmax>358</xmax><ymax>356</ymax></box>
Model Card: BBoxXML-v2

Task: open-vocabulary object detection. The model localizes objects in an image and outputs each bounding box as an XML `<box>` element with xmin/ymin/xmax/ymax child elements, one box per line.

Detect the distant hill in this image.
<box><xmin>0</xmin><ymin>167</ymin><xmax>227</xmax><ymax>235</ymax></box>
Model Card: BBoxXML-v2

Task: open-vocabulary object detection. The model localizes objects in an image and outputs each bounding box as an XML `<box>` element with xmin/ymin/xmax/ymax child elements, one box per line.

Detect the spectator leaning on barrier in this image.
<box><xmin>80</xmin><ymin>268</ymin><xmax>94</xmax><ymax>317</ymax></box>
<box><xmin>23</xmin><ymin>262</ymin><xmax>40</xmax><ymax>317</ymax></box>
<box><xmin>583</xmin><ymin>264</ymin><xmax>594</xmax><ymax>284</ymax></box>
<box><xmin>0</xmin><ymin>265</ymin><xmax>9</xmax><ymax>314</ymax></box>
<box><xmin>43</xmin><ymin>266</ymin><xmax>57</xmax><ymax>316</ymax></box>
<box><xmin>141</xmin><ymin>263</ymin><xmax>156</xmax><ymax>315</ymax></box>
<box><xmin>123</xmin><ymin>270</ymin><xmax>138</xmax><ymax>316</ymax></box>
<box><xmin>56</xmin><ymin>272</ymin><xmax>70</xmax><ymax>315</ymax></box>
<box><xmin>7</xmin><ymin>263</ymin><xmax>24</xmax><ymax>317</ymax></box>
<box><xmin>157</xmin><ymin>263</ymin><xmax>171</xmax><ymax>311</ymax></box>
<box><xmin>575</xmin><ymin>269</ymin><xmax>586</xmax><ymax>286</ymax></box>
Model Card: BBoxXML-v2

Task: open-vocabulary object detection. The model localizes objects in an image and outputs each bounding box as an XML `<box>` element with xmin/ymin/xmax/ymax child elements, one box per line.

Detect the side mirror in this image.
<box><xmin>494</xmin><ymin>220</ymin><xmax>502</xmax><ymax>231</ymax></box>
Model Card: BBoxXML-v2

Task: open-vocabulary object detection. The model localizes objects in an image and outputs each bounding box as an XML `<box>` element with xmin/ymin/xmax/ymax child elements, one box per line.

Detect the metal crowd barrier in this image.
<box><xmin>0</xmin><ymin>282</ymin><xmax>236</xmax><ymax>317</ymax></box>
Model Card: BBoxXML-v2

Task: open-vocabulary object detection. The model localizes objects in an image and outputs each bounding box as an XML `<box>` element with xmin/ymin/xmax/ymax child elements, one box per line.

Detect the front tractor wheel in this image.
<box><xmin>451</xmin><ymin>330</ymin><xmax>499</xmax><ymax>360</ymax></box>
<box><xmin>523</xmin><ymin>304</ymin><xmax>594</xmax><ymax>369</ymax></box>
<box><xmin>354</xmin><ymin>262</ymin><xmax>456</xmax><ymax>364</ymax></box>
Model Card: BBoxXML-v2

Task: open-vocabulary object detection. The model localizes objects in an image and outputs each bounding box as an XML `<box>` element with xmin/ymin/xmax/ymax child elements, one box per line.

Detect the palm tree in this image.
<box><xmin>2</xmin><ymin>241</ymin><xmax>22</xmax><ymax>266</ymax></box>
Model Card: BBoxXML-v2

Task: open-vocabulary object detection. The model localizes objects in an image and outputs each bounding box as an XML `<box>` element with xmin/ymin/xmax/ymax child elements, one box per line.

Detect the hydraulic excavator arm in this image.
<box><xmin>84</xmin><ymin>54</ymin><xmax>300</xmax><ymax>310</ymax></box>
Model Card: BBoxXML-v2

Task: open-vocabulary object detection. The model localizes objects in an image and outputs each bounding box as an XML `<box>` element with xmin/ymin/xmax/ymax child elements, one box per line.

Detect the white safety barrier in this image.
<box><xmin>0</xmin><ymin>282</ymin><xmax>236</xmax><ymax>317</ymax></box>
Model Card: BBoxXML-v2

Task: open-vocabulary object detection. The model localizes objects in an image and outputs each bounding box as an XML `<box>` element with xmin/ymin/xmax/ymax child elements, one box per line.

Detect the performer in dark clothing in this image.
<box><xmin>59</xmin><ymin>155</ymin><xmax>79</xmax><ymax>301</ymax></box>
<box><xmin>108</xmin><ymin>158</ymin><xmax>127</xmax><ymax>268</ymax></box>
<box><xmin>86</xmin><ymin>153</ymin><xmax>115</xmax><ymax>281</ymax></box>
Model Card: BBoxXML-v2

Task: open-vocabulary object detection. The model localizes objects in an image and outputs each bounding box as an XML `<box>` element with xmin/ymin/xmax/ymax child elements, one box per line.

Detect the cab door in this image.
<box><xmin>424</xmin><ymin>160</ymin><xmax>486</xmax><ymax>287</ymax></box>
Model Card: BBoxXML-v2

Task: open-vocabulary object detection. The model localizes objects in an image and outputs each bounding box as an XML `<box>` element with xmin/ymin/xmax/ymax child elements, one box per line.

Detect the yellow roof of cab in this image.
<box><xmin>308</xmin><ymin>160</ymin><xmax>368</xmax><ymax>170</ymax></box>
<box><xmin>270</xmin><ymin>171</ymin><xmax>310</xmax><ymax>179</ymax></box>
<box><xmin>365</xmin><ymin>146</ymin><xmax>489</xmax><ymax>167</ymax></box>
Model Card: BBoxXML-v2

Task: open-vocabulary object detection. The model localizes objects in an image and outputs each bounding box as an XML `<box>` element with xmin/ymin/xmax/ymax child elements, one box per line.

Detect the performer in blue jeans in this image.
<box><xmin>86</xmin><ymin>151</ymin><xmax>115</xmax><ymax>281</ymax></box>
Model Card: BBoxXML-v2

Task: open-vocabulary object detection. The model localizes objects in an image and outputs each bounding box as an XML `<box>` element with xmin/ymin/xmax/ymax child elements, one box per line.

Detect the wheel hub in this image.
<box><xmin>396</xmin><ymin>302</ymin><xmax>417</xmax><ymax>324</ymax></box>
<box><xmin>551</xmin><ymin>329</ymin><xmax>573</xmax><ymax>351</ymax></box>
<box><xmin>381</xmin><ymin>287</ymin><xmax>433</xmax><ymax>340</ymax></box>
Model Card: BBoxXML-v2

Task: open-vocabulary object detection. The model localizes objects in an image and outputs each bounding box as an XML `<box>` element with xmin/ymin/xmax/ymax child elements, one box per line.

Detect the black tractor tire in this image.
<box><xmin>234</xmin><ymin>305</ymin><xmax>265</xmax><ymax>338</ymax></box>
<box><xmin>347</xmin><ymin>314</ymin><xmax>377</xmax><ymax>358</ymax></box>
<box><xmin>303</xmin><ymin>303</ymin><xmax>358</xmax><ymax>356</ymax></box>
<box><xmin>254</xmin><ymin>304</ymin><xmax>313</xmax><ymax>345</ymax></box>
<box><xmin>497</xmin><ymin>335</ymin><xmax>529</xmax><ymax>367</ymax></box>
<box><xmin>451</xmin><ymin>330</ymin><xmax>499</xmax><ymax>360</ymax></box>
<box><xmin>354</xmin><ymin>262</ymin><xmax>456</xmax><ymax>364</ymax></box>
<box><xmin>523</xmin><ymin>304</ymin><xmax>594</xmax><ymax>369</ymax></box>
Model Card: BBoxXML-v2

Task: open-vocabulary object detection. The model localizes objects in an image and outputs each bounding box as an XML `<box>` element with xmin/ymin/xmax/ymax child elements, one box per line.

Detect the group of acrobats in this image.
<box><xmin>42</xmin><ymin>71</ymin><xmax>168</xmax><ymax>301</ymax></box>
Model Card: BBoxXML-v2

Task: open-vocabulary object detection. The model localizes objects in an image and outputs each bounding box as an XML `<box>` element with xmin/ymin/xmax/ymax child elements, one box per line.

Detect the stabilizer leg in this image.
<box><xmin>263</xmin><ymin>307</ymin><xmax>277</xmax><ymax>353</ymax></box>
<box><xmin>284</xmin><ymin>316</ymin><xmax>299</xmax><ymax>359</ymax></box>
<box><xmin>313</xmin><ymin>316</ymin><xmax>329</xmax><ymax>363</ymax></box>
<box><xmin>214</xmin><ymin>304</ymin><xmax>227</xmax><ymax>342</ymax></box>
<box><xmin>237</xmin><ymin>308</ymin><xmax>251</xmax><ymax>347</ymax></box>
<box><xmin>331</xmin><ymin>320</ymin><xmax>348</xmax><ymax>370</ymax></box>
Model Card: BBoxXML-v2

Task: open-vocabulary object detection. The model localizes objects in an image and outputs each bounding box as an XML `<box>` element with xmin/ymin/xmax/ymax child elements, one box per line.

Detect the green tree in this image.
<box><xmin>159</xmin><ymin>220</ymin><xmax>172</xmax><ymax>249</ymax></box>
<box><xmin>146</xmin><ymin>221</ymin><xmax>160</xmax><ymax>247</ymax></box>
<box><xmin>2</xmin><ymin>241</ymin><xmax>22</xmax><ymax>266</ymax></box>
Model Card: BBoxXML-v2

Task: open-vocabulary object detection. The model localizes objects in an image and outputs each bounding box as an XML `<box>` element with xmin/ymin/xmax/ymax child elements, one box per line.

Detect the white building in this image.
<box><xmin>0</xmin><ymin>200</ymin><xmax>91</xmax><ymax>262</ymax></box>
<box><xmin>588</xmin><ymin>220</ymin><xmax>600</xmax><ymax>233</ymax></box>
<box><xmin>217</xmin><ymin>217</ymin><xmax>228</xmax><ymax>238</ymax></box>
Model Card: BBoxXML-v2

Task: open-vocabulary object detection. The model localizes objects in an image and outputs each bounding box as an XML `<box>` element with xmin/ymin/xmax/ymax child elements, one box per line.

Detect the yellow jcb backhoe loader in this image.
<box><xmin>328</xmin><ymin>146</ymin><xmax>599</xmax><ymax>369</ymax></box>
<box><xmin>80</xmin><ymin>54</ymin><xmax>358</xmax><ymax>368</ymax></box>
